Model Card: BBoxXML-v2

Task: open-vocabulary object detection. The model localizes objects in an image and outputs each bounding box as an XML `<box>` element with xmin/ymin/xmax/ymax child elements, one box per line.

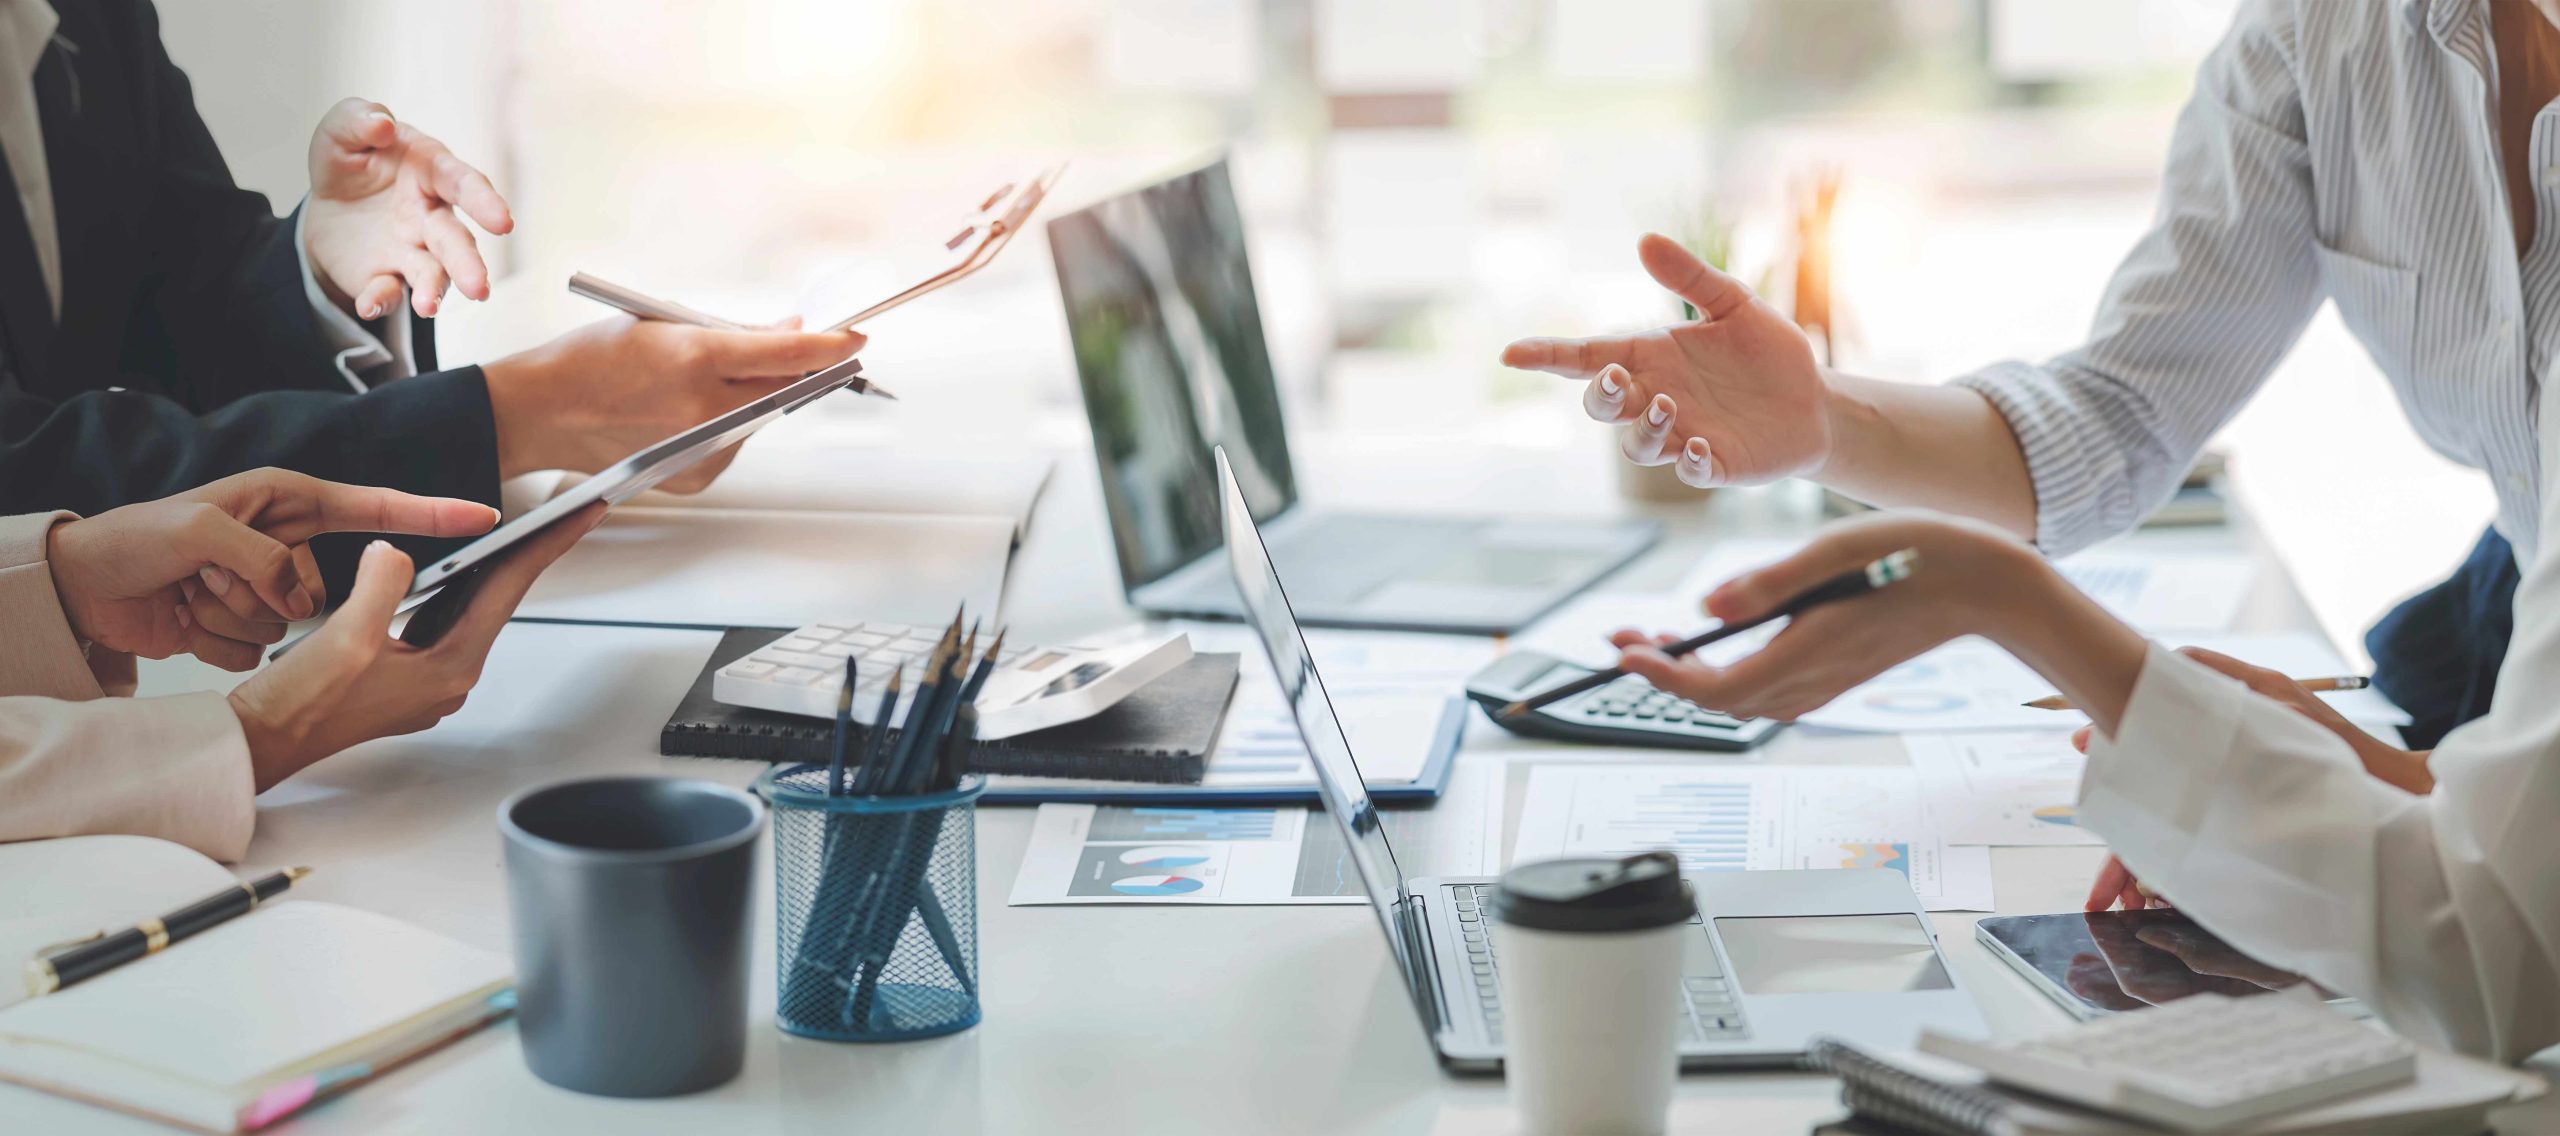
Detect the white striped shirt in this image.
<box><xmin>1957</xmin><ymin>0</ymin><xmax>2548</xmax><ymax>562</ymax></box>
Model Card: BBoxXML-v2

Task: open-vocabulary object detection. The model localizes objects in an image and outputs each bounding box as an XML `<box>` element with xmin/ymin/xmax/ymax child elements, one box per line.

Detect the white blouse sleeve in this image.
<box><xmin>2084</xmin><ymin>565</ymin><xmax>2560</xmax><ymax>1063</ymax></box>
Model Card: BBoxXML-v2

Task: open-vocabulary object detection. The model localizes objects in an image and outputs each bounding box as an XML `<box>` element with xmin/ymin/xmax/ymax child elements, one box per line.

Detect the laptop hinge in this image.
<box><xmin>1397</xmin><ymin>896</ymin><xmax>1451</xmax><ymax>1030</ymax></box>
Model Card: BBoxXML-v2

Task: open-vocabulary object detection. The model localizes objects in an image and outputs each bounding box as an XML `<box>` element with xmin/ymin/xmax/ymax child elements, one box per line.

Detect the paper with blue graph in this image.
<box><xmin>1006</xmin><ymin>756</ymin><xmax>1503</xmax><ymax>906</ymax></box>
<box><xmin>1510</xmin><ymin>763</ymin><xmax>1994</xmax><ymax>911</ymax></box>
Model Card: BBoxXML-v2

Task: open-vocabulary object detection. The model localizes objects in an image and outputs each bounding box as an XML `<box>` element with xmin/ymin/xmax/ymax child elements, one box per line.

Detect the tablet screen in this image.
<box><xmin>1978</xmin><ymin>909</ymin><xmax>2330</xmax><ymax>1016</ymax></box>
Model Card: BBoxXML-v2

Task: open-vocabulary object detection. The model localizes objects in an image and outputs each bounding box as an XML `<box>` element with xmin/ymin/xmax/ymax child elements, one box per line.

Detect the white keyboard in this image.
<box><xmin>1918</xmin><ymin>991</ymin><xmax>2416</xmax><ymax>1133</ymax></box>
<box><xmin>712</xmin><ymin>621</ymin><xmax>1192</xmax><ymax>741</ymax></box>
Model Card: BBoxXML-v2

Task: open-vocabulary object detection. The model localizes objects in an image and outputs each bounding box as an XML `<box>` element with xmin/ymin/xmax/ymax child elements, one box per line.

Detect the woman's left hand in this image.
<box><xmin>1608</xmin><ymin>512</ymin><xmax>2058</xmax><ymax>720</ymax></box>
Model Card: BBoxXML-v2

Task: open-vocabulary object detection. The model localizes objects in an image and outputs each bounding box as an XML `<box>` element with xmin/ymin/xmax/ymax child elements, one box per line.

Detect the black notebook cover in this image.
<box><xmin>660</xmin><ymin>627</ymin><xmax>1238</xmax><ymax>784</ymax></box>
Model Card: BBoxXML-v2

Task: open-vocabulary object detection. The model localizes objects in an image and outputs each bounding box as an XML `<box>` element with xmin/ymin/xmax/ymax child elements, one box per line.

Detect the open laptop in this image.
<box><xmin>1212</xmin><ymin>449</ymin><xmax>1987</xmax><ymax>1072</ymax></box>
<box><xmin>1049</xmin><ymin>157</ymin><xmax>1659</xmax><ymax>636</ymax></box>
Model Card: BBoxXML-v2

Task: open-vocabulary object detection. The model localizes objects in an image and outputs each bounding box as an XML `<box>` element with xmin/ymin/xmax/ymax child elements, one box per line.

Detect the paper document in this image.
<box><xmin>515</xmin><ymin>507</ymin><xmax>1012</xmax><ymax>629</ymax></box>
<box><xmin>2054</xmin><ymin>549</ymin><xmax>2257</xmax><ymax>632</ymax></box>
<box><xmin>1797</xmin><ymin>636</ymin><xmax>2056</xmax><ymax>733</ymax></box>
<box><xmin>1904</xmin><ymin>731</ymin><xmax>2102</xmax><ymax>847</ymax></box>
<box><xmin>1512</xmin><ymin>763</ymin><xmax>1994</xmax><ymax>912</ymax></box>
<box><xmin>1008</xmin><ymin>757</ymin><xmax>1502</xmax><ymax>906</ymax></box>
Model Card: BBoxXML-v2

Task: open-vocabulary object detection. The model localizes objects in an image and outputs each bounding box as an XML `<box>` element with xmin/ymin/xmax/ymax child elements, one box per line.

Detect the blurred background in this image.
<box><xmin>154</xmin><ymin>0</ymin><xmax>2493</xmax><ymax>664</ymax></box>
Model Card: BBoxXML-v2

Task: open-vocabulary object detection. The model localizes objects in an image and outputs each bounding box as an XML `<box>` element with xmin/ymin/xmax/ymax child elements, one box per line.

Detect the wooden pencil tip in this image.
<box><xmin>1497</xmin><ymin>701</ymin><xmax>1527</xmax><ymax>719</ymax></box>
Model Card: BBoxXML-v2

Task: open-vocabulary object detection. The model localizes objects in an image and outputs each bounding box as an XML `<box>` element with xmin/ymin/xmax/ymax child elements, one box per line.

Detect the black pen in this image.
<box><xmin>1500</xmin><ymin>548</ymin><xmax>1923</xmax><ymax>718</ymax></box>
<box><xmin>26</xmin><ymin>867</ymin><xmax>311</xmax><ymax>996</ymax></box>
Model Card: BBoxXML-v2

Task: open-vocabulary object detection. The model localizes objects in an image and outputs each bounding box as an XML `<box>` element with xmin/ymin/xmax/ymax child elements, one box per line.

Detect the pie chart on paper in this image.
<box><xmin>2031</xmin><ymin>806</ymin><xmax>2080</xmax><ymax>828</ymax></box>
<box><xmin>1110</xmin><ymin>874</ymin><xmax>1206</xmax><ymax>897</ymax></box>
<box><xmin>1117</xmin><ymin>845</ymin><xmax>1213</xmax><ymax>869</ymax></box>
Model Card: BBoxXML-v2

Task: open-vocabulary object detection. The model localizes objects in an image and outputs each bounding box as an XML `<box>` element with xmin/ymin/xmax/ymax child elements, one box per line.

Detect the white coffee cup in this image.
<box><xmin>1492</xmin><ymin>852</ymin><xmax>1694</xmax><ymax>1136</ymax></box>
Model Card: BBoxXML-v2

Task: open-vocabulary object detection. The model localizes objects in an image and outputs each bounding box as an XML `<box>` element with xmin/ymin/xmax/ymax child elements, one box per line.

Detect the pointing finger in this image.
<box><xmin>421</xmin><ymin>205</ymin><xmax>489</xmax><ymax>300</ymax></box>
<box><xmin>416</xmin><ymin>137</ymin><xmax>515</xmax><ymax>235</ymax></box>
<box><xmin>1501</xmin><ymin>334</ymin><xmax>1639</xmax><ymax>380</ymax></box>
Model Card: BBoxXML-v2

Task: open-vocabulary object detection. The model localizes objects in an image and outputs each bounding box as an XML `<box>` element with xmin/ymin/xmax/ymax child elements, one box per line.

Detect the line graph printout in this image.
<box><xmin>1904</xmin><ymin>730</ymin><xmax>2103</xmax><ymax>847</ymax></box>
<box><xmin>1513</xmin><ymin>764</ymin><xmax>1992</xmax><ymax>911</ymax></box>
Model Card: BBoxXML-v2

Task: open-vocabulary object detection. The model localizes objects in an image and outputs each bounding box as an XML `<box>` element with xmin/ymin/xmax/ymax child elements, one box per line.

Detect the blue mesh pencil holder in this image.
<box><xmin>759</xmin><ymin>766</ymin><xmax>983</xmax><ymax>1042</ymax></box>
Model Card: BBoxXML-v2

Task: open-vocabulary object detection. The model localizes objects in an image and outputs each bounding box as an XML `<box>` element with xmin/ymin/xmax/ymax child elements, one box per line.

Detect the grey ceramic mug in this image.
<box><xmin>500</xmin><ymin>776</ymin><xmax>766</xmax><ymax>1097</ymax></box>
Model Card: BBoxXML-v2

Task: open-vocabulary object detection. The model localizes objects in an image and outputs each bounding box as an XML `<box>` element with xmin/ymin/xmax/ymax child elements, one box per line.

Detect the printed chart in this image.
<box><xmin>1512</xmin><ymin>764</ymin><xmax>1993</xmax><ymax>911</ymax></box>
<box><xmin>1904</xmin><ymin>730</ymin><xmax>2100</xmax><ymax>846</ymax></box>
<box><xmin>1010</xmin><ymin>757</ymin><xmax>1504</xmax><ymax>906</ymax></box>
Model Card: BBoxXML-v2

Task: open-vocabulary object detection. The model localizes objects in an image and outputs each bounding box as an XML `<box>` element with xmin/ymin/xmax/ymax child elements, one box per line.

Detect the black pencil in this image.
<box><xmin>1499</xmin><ymin>548</ymin><xmax>1923</xmax><ymax>718</ymax></box>
<box><xmin>826</xmin><ymin>656</ymin><xmax>858</xmax><ymax>797</ymax></box>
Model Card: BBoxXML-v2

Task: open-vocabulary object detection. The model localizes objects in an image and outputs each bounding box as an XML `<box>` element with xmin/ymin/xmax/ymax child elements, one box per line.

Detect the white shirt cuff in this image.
<box><xmin>294</xmin><ymin>204</ymin><xmax>415</xmax><ymax>392</ymax></box>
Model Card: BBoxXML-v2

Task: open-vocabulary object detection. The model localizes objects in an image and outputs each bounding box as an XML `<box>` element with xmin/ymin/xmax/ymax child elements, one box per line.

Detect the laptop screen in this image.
<box><xmin>1214</xmin><ymin>449</ymin><xmax>1421</xmax><ymax>990</ymax></box>
<box><xmin>1050</xmin><ymin>157</ymin><xmax>1299</xmax><ymax>592</ymax></box>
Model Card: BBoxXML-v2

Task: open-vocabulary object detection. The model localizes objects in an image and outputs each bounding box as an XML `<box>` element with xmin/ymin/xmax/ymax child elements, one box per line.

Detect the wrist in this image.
<box><xmin>41</xmin><ymin>517</ymin><xmax>96</xmax><ymax>644</ymax></box>
<box><xmin>483</xmin><ymin>343</ymin><xmax>572</xmax><ymax>480</ymax></box>
<box><xmin>1985</xmin><ymin>553</ymin><xmax>2150</xmax><ymax>734</ymax></box>
<box><xmin>228</xmin><ymin>688</ymin><xmax>313</xmax><ymax>793</ymax></box>
<box><xmin>1808</xmin><ymin>368</ymin><xmax>1869</xmax><ymax>485</ymax></box>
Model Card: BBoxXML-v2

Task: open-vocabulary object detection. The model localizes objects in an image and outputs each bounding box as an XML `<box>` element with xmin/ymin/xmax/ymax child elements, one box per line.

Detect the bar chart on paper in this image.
<box><xmin>1513</xmin><ymin>764</ymin><xmax>1993</xmax><ymax>911</ymax></box>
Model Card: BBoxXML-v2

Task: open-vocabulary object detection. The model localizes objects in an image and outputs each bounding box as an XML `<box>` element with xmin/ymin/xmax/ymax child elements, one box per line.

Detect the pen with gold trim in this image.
<box><xmin>23</xmin><ymin>866</ymin><xmax>310</xmax><ymax>997</ymax></box>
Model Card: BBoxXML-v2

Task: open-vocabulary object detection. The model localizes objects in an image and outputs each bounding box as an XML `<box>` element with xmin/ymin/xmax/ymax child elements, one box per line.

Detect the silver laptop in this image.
<box><xmin>1213</xmin><ymin>449</ymin><xmax>1987</xmax><ymax>1072</ymax></box>
<box><xmin>1049</xmin><ymin>157</ymin><xmax>1659</xmax><ymax>636</ymax></box>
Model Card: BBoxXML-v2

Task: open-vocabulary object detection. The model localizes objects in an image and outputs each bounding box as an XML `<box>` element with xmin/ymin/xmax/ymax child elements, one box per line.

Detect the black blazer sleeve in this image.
<box><xmin>0</xmin><ymin>1</ymin><xmax>510</xmax><ymax>590</ymax></box>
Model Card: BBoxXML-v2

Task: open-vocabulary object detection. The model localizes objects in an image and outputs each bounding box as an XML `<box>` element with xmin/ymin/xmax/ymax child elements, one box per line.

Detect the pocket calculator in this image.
<box><xmin>1462</xmin><ymin>650</ymin><xmax>1782</xmax><ymax>752</ymax></box>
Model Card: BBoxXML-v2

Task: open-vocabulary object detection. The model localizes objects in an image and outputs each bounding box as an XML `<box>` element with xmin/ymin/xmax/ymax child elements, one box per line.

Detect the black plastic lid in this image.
<box><xmin>1494</xmin><ymin>852</ymin><xmax>1695</xmax><ymax>933</ymax></box>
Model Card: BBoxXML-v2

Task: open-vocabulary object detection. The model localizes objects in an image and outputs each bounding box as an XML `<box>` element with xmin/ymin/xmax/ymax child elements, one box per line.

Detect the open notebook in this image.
<box><xmin>0</xmin><ymin>838</ymin><xmax>510</xmax><ymax>1133</ymax></box>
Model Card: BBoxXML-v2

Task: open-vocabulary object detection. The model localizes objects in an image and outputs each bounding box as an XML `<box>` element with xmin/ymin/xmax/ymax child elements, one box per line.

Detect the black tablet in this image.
<box><xmin>272</xmin><ymin>354</ymin><xmax>867</xmax><ymax>655</ymax></box>
<box><xmin>1976</xmin><ymin>909</ymin><xmax>2358</xmax><ymax>1020</ymax></box>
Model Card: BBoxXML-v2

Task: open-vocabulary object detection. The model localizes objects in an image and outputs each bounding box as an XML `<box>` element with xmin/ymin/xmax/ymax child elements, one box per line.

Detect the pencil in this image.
<box><xmin>826</xmin><ymin>655</ymin><xmax>858</xmax><ymax>797</ymax></box>
<box><xmin>1498</xmin><ymin>548</ymin><xmax>1923</xmax><ymax>719</ymax></box>
<box><xmin>2022</xmin><ymin>674</ymin><xmax>2368</xmax><ymax>711</ymax></box>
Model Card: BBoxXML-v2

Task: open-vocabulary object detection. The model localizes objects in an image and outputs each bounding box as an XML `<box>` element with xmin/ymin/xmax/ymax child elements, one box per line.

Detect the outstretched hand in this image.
<box><xmin>303</xmin><ymin>98</ymin><xmax>515</xmax><ymax>321</ymax></box>
<box><xmin>1502</xmin><ymin>233</ymin><xmax>1832</xmax><ymax>488</ymax></box>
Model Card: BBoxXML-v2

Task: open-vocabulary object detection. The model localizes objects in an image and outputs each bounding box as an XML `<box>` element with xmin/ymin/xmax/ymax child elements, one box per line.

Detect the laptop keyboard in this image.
<box><xmin>1453</xmin><ymin>884</ymin><xmax>1750</xmax><ymax>1046</ymax></box>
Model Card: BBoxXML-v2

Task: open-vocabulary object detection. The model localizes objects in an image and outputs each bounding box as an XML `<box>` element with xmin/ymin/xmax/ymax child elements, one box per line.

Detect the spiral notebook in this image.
<box><xmin>661</xmin><ymin>628</ymin><xmax>1239</xmax><ymax>784</ymax></box>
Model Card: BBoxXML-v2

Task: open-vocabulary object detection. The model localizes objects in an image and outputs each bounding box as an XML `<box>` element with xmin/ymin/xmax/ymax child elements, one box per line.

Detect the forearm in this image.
<box><xmin>1816</xmin><ymin>373</ymin><xmax>2040</xmax><ymax>542</ymax></box>
<box><xmin>1975</xmin><ymin>553</ymin><xmax>2151</xmax><ymax>734</ymax></box>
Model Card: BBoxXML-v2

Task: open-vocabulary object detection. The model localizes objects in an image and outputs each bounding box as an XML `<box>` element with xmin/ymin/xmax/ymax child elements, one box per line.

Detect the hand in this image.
<box><xmin>302</xmin><ymin>98</ymin><xmax>515</xmax><ymax>321</ymax></box>
<box><xmin>225</xmin><ymin>504</ymin><xmax>604</xmax><ymax>790</ymax></box>
<box><xmin>481</xmin><ymin>316</ymin><xmax>866</xmax><ymax>488</ymax></box>
<box><xmin>45</xmin><ymin>469</ymin><xmax>498</xmax><ymax>671</ymax></box>
<box><xmin>1502</xmin><ymin>233</ymin><xmax>1831</xmax><ymax>488</ymax></box>
<box><xmin>2166</xmin><ymin>646</ymin><xmax>2435</xmax><ymax>794</ymax></box>
<box><xmin>1607</xmin><ymin>512</ymin><xmax>2054</xmax><ymax>720</ymax></box>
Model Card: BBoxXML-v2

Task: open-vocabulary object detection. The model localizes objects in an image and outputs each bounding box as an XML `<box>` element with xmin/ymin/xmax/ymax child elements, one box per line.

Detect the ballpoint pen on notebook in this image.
<box><xmin>26</xmin><ymin>867</ymin><xmax>311</xmax><ymax>996</ymax></box>
<box><xmin>1499</xmin><ymin>549</ymin><xmax>1924</xmax><ymax>719</ymax></box>
<box><xmin>2021</xmin><ymin>674</ymin><xmax>2369</xmax><ymax>712</ymax></box>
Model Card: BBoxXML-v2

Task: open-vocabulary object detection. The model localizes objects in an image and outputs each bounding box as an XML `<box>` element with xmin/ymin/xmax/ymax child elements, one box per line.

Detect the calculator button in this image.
<box><xmin>1633</xmin><ymin>708</ymin><xmax>1659</xmax><ymax>719</ymax></box>
<box><xmin>771</xmin><ymin>666</ymin><xmax>827</xmax><ymax>686</ymax></box>
<box><xmin>776</xmin><ymin>636</ymin><xmax>827</xmax><ymax>653</ymax></box>
<box><xmin>725</xmin><ymin>661</ymin><xmax>777</xmax><ymax>679</ymax></box>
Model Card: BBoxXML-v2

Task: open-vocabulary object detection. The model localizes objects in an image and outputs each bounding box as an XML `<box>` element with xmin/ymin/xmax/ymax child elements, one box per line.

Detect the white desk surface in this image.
<box><xmin>16</xmin><ymin>438</ymin><xmax>2556</xmax><ymax>1135</ymax></box>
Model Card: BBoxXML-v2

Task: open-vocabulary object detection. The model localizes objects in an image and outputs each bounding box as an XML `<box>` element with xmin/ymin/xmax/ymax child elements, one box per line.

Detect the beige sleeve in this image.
<box><xmin>0</xmin><ymin>692</ymin><xmax>256</xmax><ymax>861</ymax></box>
<box><xmin>0</xmin><ymin>511</ymin><xmax>110</xmax><ymax>700</ymax></box>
